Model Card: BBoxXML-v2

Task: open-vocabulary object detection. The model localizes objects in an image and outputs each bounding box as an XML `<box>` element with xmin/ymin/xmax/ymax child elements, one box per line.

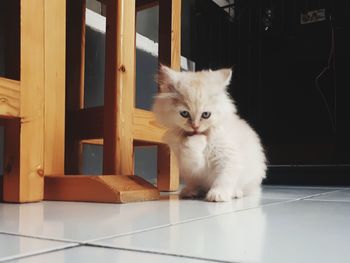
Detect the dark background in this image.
<box><xmin>182</xmin><ymin>0</ymin><xmax>350</xmax><ymax>184</ymax></box>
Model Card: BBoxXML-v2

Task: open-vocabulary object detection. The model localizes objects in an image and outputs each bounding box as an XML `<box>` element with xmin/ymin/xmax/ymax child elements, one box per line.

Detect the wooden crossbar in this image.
<box><xmin>68</xmin><ymin>107</ymin><xmax>165</xmax><ymax>143</ymax></box>
<box><xmin>96</xmin><ymin>0</ymin><xmax>158</xmax><ymax>11</ymax></box>
<box><xmin>0</xmin><ymin>77</ymin><xmax>20</xmax><ymax>118</ymax></box>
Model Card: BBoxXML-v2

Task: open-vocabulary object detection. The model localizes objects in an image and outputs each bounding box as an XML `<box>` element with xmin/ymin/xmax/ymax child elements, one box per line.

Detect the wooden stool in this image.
<box><xmin>0</xmin><ymin>0</ymin><xmax>180</xmax><ymax>203</ymax></box>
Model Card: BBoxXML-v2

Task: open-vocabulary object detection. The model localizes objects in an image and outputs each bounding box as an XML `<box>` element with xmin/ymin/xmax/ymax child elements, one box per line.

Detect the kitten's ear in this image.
<box><xmin>216</xmin><ymin>68</ymin><xmax>232</xmax><ymax>87</ymax></box>
<box><xmin>156</xmin><ymin>64</ymin><xmax>180</xmax><ymax>93</ymax></box>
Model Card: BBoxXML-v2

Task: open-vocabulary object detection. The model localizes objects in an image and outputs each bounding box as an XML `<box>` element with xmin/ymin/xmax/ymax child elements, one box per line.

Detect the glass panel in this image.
<box><xmin>135</xmin><ymin>146</ymin><xmax>157</xmax><ymax>184</ymax></box>
<box><xmin>84</xmin><ymin>2</ymin><xmax>106</xmax><ymax>108</ymax></box>
<box><xmin>136</xmin><ymin>6</ymin><xmax>159</xmax><ymax>110</ymax></box>
<box><xmin>81</xmin><ymin>144</ymin><xmax>103</xmax><ymax>175</ymax></box>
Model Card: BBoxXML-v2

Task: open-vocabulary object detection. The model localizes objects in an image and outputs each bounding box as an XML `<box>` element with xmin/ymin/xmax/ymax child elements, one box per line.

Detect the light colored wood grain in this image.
<box><xmin>65</xmin><ymin>0</ymin><xmax>86</xmax><ymax>174</ymax></box>
<box><xmin>170</xmin><ymin>0</ymin><xmax>181</xmax><ymax>70</ymax></box>
<box><xmin>157</xmin><ymin>144</ymin><xmax>179</xmax><ymax>191</ymax></box>
<box><xmin>44</xmin><ymin>175</ymin><xmax>159</xmax><ymax>203</ymax></box>
<box><xmin>0</xmin><ymin>77</ymin><xmax>20</xmax><ymax>117</ymax></box>
<box><xmin>18</xmin><ymin>0</ymin><xmax>46</xmax><ymax>202</ymax></box>
<box><xmin>81</xmin><ymin>139</ymin><xmax>103</xmax><ymax>145</ymax></box>
<box><xmin>133</xmin><ymin>108</ymin><xmax>165</xmax><ymax>143</ymax></box>
<box><xmin>3</xmin><ymin>0</ymin><xmax>46</xmax><ymax>202</ymax></box>
<box><xmin>44</xmin><ymin>0</ymin><xmax>66</xmax><ymax>176</ymax></box>
<box><xmin>103</xmin><ymin>0</ymin><xmax>136</xmax><ymax>175</ymax></box>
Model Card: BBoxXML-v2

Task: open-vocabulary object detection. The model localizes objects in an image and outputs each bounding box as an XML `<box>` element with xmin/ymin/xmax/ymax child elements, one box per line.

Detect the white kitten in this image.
<box><xmin>152</xmin><ymin>65</ymin><xmax>267</xmax><ymax>202</ymax></box>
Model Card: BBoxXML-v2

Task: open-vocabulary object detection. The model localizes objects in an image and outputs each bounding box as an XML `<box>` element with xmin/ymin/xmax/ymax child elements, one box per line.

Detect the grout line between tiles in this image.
<box><xmin>0</xmin><ymin>231</ymin><xmax>78</xmax><ymax>244</ymax></box>
<box><xmin>86</xmin><ymin>199</ymin><xmax>295</xmax><ymax>244</ymax></box>
<box><xmin>85</xmin><ymin>199</ymin><xmax>282</xmax><ymax>244</ymax></box>
<box><xmin>85</xmin><ymin>243</ymin><xmax>238</xmax><ymax>263</ymax></box>
<box><xmin>299</xmin><ymin>189</ymin><xmax>343</xmax><ymax>199</ymax></box>
<box><xmin>262</xmin><ymin>185</ymin><xmax>345</xmax><ymax>190</ymax></box>
<box><xmin>0</xmin><ymin>243</ymin><xmax>79</xmax><ymax>263</ymax></box>
<box><xmin>84</xmin><ymin>224</ymin><xmax>172</xmax><ymax>244</ymax></box>
<box><xmin>88</xmin><ymin>189</ymin><xmax>343</xmax><ymax>245</ymax></box>
<box><xmin>0</xmin><ymin>188</ymin><xmax>342</xmax><ymax>253</ymax></box>
<box><xmin>304</xmin><ymin>198</ymin><xmax>350</xmax><ymax>203</ymax></box>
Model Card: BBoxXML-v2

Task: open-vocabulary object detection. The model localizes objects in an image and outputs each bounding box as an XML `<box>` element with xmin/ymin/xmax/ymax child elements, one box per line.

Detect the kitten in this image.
<box><xmin>152</xmin><ymin>65</ymin><xmax>266</xmax><ymax>202</ymax></box>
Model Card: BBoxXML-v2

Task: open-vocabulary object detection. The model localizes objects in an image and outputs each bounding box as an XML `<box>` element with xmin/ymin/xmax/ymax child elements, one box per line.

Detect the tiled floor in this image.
<box><xmin>0</xmin><ymin>186</ymin><xmax>349</xmax><ymax>263</ymax></box>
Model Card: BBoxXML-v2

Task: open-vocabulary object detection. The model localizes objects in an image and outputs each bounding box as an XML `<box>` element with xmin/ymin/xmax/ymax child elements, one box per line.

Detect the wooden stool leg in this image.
<box><xmin>159</xmin><ymin>0</ymin><xmax>181</xmax><ymax>70</ymax></box>
<box><xmin>44</xmin><ymin>0</ymin><xmax>66</xmax><ymax>176</ymax></box>
<box><xmin>157</xmin><ymin>0</ymin><xmax>181</xmax><ymax>191</ymax></box>
<box><xmin>157</xmin><ymin>144</ymin><xmax>179</xmax><ymax>191</ymax></box>
<box><xmin>4</xmin><ymin>1</ymin><xmax>46</xmax><ymax>202</ymax></box>
<box><xmin>103</xmin><ymin>0</ymin><xmax>136</xmax><ymax>175</ymax></box>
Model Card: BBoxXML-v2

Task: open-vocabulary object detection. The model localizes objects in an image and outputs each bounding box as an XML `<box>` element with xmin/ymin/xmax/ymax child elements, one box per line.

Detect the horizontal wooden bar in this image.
<box><xmin>81</xmin><ymin>138</ymin><xmax>103</xmax><ymax>145</ymax></box>
<box><xmin>71</xmin><ymin>107</ymin><xmax>165</xmax><ymax>144</ymax></box>
<box><xmin>0</xmin><ymin>77</ymin><xmax>20</xmax><ymax>117</ymax></box>
<box><xmin>133</xmin><ymin>108</ymin><xmax>165</xmax><ymax>143</ymax></box>
<box><xmin>81</xmin><ymin>138</ymin><xmax>158</xmax><ymax>147</ymax></box>
<box><xmin>136</xmin><ymin>0</ymin><xmax>158</xmax><ymax>11</ymax></box>
<box><xmin>96</xmin><ymin>0</ymin><xmax>158</xmax><ymax>11</ymax></box>
<box><xmin>67</xmin><ymin>106</ymin><xmax>104</xmax><ymax>140</ymax></box>
<box><xmin>44</xmin><ymin>175</ymin><xmax>159</xmax><ymax>203</ymax></box>
<box><xmin>96</xmin><ymin>0</ymin><xmax>111</xmax><ymax>5</ymax></box>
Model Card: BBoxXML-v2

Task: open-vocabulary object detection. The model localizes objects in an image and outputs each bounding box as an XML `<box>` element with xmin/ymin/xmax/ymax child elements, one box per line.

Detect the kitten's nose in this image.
<box><xmin>191</xmin><ymin>123</ymin><xmax>199</xmax><ymax>130</ymax></box>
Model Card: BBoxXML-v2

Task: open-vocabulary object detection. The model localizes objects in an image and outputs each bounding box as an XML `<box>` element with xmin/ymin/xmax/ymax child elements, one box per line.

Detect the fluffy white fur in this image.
<box><xmin>152</xmin><ymin>65</ymin><xmax>267</xmax><ymax>202</ymax></box>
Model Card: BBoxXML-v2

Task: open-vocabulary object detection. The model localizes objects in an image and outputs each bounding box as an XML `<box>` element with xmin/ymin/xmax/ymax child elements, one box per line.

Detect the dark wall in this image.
<box><xmin>241</xmin><ymin>0</ymin><xmax>350</xmax><ymax>166</ymax></box>
<box><xmin>182</xmin><ymin>0</ymin><xmax>236</xmax><ymax>70</ymax></box>
<box><xmin>185</xmin><ymin>0</ymin><xmax>350</xmax><ymax>185</ymax></box>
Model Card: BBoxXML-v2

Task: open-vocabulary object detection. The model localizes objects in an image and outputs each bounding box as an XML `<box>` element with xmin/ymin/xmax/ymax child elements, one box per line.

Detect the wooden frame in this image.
<box><xmin>1</xmin><ymin>0</ymin><xmax>181</xmax><ymax>203</ymax></box>
<box><xmin>65</xmin><ymin>0</ymin><xmax>181</xmax><ymax>193</ymax></box>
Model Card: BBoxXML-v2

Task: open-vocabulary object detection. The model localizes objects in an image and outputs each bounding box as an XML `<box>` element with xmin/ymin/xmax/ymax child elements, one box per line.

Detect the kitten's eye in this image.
<box><xmin>180</xmin><ymin>110</ymin><xmax>190</xmax><ymax>118</ymax></box>
<box><xmin>201</xmin><ymin>112</ymin><xmax>211</xmax><ymax>119</ymax></box>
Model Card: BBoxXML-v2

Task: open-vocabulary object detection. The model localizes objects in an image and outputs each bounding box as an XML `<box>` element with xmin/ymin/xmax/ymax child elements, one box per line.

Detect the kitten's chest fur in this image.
<box><xmin>168</xmin><ymin>128</ymin><xmax>230</xmax><ymax>184</ymax></box>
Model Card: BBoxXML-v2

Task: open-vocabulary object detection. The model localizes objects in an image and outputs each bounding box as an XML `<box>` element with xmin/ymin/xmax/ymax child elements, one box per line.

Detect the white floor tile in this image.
<box><xmin>261</xmin><ymin>186</ymin><xmax>337</xmax><ymax>200</ymax></box>
<box><xmin>92</xmin><ymin>200</ymin><xmax>350</xmax><ymax>263</ymax></box>
<box><xmin>0</xmin><ymin>233</ymin><xmax>75</xmax><ymax>262</ymax></box>
<box><xmin>0</xmin><ymin>195</ymin><xmax>278</xmax><ymax>242</ymax></box>
<box><xmin>7</xmin><ymin>246</ymin><xmax>211</xmax><ymax>263</ymax></box>
<box><xmin>306</xmin><ymin>189</ymin><xmax>350</xmax><ymax>202</ymax></box>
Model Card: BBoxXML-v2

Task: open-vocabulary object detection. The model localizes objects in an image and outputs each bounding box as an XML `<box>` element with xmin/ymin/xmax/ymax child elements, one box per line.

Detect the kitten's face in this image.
<box><xmin>153</xmin><ymin>66</ymin><xmax>235</xmax><ymax>135</ymax></box>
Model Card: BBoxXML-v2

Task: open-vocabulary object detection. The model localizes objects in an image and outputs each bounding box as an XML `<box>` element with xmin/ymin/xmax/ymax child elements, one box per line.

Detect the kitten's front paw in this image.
<box><xmin>184</xmin><ymin>134</ymin><xmax>207</xmax><ymax>152</ymax></box>
<box><xmin>206</xmin><ymin>187</ymin><xmax>232</xmax><ymax>202</ymax></box>
<box><xmin>180</xmin><ymin>186</ymin><xmax>201</xmax><ymax>199</ymax></box>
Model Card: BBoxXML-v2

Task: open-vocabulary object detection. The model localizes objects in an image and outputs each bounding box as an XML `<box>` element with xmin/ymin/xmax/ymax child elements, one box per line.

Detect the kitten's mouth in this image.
<box><xmin>183</xmin><ymin>130</ymin><xmax>207</xmax><ymax>137</ymax></box>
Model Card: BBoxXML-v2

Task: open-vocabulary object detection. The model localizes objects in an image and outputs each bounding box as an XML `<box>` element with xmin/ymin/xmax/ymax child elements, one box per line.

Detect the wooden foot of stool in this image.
<box><xmin>44</xmin><ymin>175</ymin><xmax>159</xmax><ymax>203</ymax></box>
